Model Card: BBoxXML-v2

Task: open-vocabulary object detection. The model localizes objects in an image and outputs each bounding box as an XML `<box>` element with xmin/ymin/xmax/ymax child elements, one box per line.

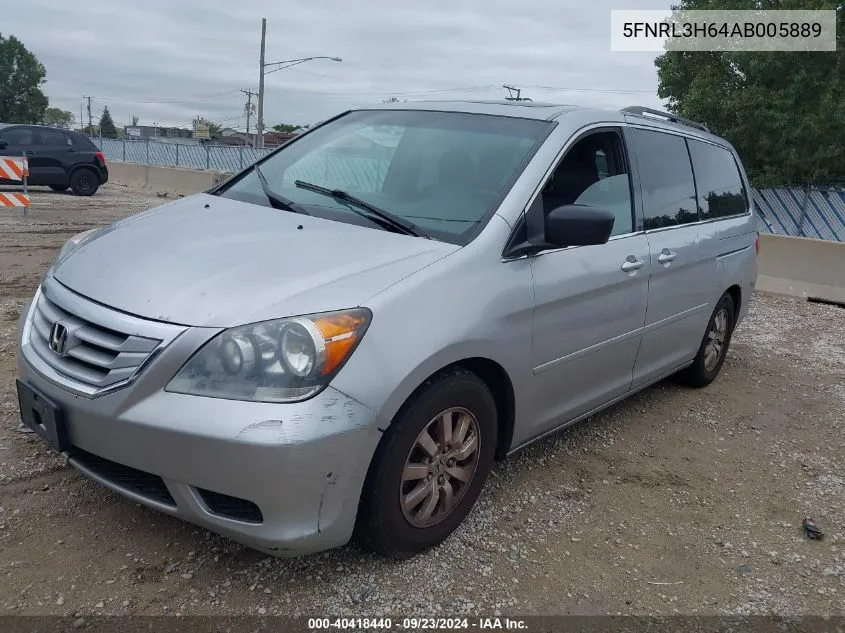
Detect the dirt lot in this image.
<box><xmin>1</xmin><ymin>184</ymin><xmax>844</xmax><ymax>618</ymax></box>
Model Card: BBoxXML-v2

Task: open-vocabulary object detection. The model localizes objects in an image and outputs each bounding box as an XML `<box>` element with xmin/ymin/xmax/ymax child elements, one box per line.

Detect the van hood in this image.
<box><xmin>52</xmin><ymin>193</ymin><xmax>458</xmax><ymax>327</ymax></box>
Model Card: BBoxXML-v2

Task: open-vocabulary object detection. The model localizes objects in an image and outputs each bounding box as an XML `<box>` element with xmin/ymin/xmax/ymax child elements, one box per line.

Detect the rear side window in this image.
<box><xmin>687</xmin><ymin>140</ymin><xmax>748</xmax><ymax>219</ymax></box>
<box><xmin>0</xmin><ymin>127</ymin><xmax>35</xmax><ymax>145</ymax></box>
<box><xmin>39</xmin><ymin>129</ymin><xmax>73</xmax><ymax>146</ymax></box>
<box><xmin>629</xmin><ymin>128</ymin><xmax>698</xmax><ymax>230</ymax></box>
<box><xmin>69</xmin><ymin>133</ymin><xmax>96</xmax><ymax>149</ymax></box>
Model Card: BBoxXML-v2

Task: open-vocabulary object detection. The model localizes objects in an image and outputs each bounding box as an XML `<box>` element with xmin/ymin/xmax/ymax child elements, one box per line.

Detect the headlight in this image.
<box><xmin>166</xmin><ymin>308</ymin><xmax>371</xmax><ymax>403</ymax></box>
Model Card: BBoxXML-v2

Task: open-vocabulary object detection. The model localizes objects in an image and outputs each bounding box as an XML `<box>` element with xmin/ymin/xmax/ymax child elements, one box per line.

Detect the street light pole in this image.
<box><xmin>256</xmin><ymin>18</ymin><xmax>267</xmax><ymax>149</ymax></box>
<box><xmin>254</xmin><ymin>18</ymin><xmax>341</xmax><ymax>149</ymax></box>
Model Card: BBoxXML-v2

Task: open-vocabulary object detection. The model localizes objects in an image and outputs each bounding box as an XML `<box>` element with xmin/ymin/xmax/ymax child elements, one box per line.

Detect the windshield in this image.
<box><xmin>217</xmin><ymin>109</ymin><xmax>553</xmax><ymax>245</ymax></box>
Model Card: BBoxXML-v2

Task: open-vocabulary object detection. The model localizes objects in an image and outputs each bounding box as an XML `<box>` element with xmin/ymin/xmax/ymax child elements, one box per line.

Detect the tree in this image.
<box><xmin>99</xmin><ymin>106</ymin><xmax>118</xmax><ymax>138</ymax></box>
<box><xmin>382</xmin><ymin>96</ymin><xmax>407</xmax><ymax>103</ymax></box>
<box><xmin>43</xmin><ymin>106</ymin><xmax>74</xmax><ymax>129</ymax></box>
<box><xmin>0</xmin><ymin>34</ymin><xmax>48</xmax><ymax>123</ymax></box>
<box><xmin>656</xmin><ymin>0</ymin><xmax>845</xmax><ymax>187</ymax></box>
<box><xmin>193</xmin><ymin>116</ymin><xmax>221</xmax><ymax>134</ymax></box>
<box><xmin>272</xmin><ymin>123</ymin><xmax>299</xmax><ymax>133</ymax></box>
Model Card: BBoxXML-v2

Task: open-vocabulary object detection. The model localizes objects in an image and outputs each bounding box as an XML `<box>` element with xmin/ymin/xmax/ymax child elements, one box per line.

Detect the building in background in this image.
<box><xmin>211</xmin><ymin>128</ymin><xmax>295</xmax><ymax>147</ymax></box>
<box><xmin>124</xmin><ymin>126</ymin><xmax>195</xmax><ymax>142</ymax></box>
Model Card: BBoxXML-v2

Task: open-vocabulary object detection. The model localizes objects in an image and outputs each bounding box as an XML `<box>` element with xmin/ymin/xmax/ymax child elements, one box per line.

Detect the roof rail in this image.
<box><xmin>620</xmin><ymin>106</ymin><xmax>709</xmax><ymax>133</ymax></box>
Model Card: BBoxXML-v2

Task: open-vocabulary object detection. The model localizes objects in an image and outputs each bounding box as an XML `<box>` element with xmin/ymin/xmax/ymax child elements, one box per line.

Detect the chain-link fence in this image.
<box><xmin>93</xmin><ymin>138</ymin><xmax>274</xmax><ymax>173</ymax></box>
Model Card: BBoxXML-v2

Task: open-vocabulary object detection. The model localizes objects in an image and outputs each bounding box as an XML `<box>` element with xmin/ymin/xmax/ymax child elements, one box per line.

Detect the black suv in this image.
<box><xmin>0</xmin><ymin>124</ymin><xmax>109</xmax><ymax>196</ymax></box>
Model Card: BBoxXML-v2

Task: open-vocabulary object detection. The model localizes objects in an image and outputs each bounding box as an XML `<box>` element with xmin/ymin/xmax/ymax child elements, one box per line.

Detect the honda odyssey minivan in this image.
<box><xmin>17</xmin><ymin>101</ymin><xmax>757</xmax><ymax>558</ymax></box>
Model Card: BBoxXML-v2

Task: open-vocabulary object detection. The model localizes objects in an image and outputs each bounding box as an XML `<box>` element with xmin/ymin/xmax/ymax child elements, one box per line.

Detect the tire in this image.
<box><xmin>49</xmin><ymin>185</ymin><xmax>69</xmax><ymax>192</ymax></box>
<box><xmin>69</xmin><ymin>168</ymin><xmax>99</xmax><ymax>196</ymax></box>
<box><xmin>356</xmin><ymin>367</ymin><xmax>498</xmax><ymax>558</ymax></box>
<box><xmin>677</xmin><ymin>293</ymin><xmax>736</xmax><ymax>388</ymax></box>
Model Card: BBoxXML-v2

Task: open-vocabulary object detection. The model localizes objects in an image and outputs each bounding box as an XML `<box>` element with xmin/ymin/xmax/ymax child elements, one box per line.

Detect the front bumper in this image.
<box><xmin>16</xmin><ymin>285</ymin><xmax>382</xmax><ymax>556</ymax></box>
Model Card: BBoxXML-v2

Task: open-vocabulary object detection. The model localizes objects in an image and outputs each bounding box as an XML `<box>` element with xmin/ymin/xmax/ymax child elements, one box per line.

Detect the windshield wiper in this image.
<box><xmin>294</xmin><ymin>180</ymin><xmax>427</xmax><ymax>238</ymax></box>
<box><xmin>253</xmin><ymin>164</ymin><xmax>309</xmax><ymax>215</ymax></box>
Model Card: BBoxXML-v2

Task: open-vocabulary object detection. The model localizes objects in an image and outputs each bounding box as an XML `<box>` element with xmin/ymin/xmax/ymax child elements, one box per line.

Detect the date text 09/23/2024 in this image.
<box><xmin>307</xmin><ymin>617</ymin><xmax>528</xmax><ymax>630</ymax></box>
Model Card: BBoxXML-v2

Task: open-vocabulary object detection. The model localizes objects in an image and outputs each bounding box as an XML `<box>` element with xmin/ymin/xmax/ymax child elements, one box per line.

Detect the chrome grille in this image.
<box><xmin>29</xmin><ymin>292</ymin><xmax>161</xmax><ymax>390</ymax></box>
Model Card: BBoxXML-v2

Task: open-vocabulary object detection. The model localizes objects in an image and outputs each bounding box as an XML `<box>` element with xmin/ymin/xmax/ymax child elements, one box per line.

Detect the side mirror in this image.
<box><xmin>0</xmin><ymin>139</ymin><xmax>8</xmax><ymax>150</ymax></box>
<box><xmin>544</xmin><ymin>204</ymin><xmax>615</xmax><ymax>248</ymax></box>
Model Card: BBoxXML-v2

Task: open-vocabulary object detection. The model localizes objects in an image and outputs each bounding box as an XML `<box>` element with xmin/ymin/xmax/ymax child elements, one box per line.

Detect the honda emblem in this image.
<box><xmin>48</xmin><ymin>322</ymin><xmax>69</xmax><ymax>355</ymax></box>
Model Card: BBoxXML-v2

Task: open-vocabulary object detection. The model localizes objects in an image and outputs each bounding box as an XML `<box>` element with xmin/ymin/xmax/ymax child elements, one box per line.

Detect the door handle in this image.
<box><xmin>657</xmin><ymin>249</ymin><xmax>678</xmax><ymax>264</ymax></box>
<box><xmin>620</xmin><ymin>256</ymin><xmax>644</xmax><ymax>272</ymax></box>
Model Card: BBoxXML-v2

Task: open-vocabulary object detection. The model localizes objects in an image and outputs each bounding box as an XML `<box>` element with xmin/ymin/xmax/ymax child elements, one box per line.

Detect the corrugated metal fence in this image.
<box><xmin>754</xmin><ymin>187</ymin><xmax>845</xmax><ymax>242</ymax></box>
<box><xmin>95</xmin><ymin>138</ymin><xmax>274</xmax><ymax>173</ymax></box>
<box><xmin>95</xmin><ymin>138</ymin><xmax>390</xmax><ymax>193</ymax></box>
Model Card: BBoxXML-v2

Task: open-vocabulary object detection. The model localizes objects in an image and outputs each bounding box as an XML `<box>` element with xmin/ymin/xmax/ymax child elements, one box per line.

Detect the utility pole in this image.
<box><xmin>241</xmin><ymin>88</ymin><xmax>258</xmax><ymax>134</ymax></box>
<box><xmin>84</xmin><ymin>96</ymin><xmax>93</xmax><ymax>136</ymax></box>
<box><xmin>502</xmin><ymin>85</ymin><xmax>532</xmax><ymax>102</ymax></box>
<box><xmin>253</xmin><ymin>18</ymin><xmax>339</xmax><ymax>149</ymax></box>
<box><xmin>256</xmin><ymin>18</ymin><xmax>267</xmax><ymax>149</ymax></box>
<box><xmin>80</xmin><ymin>103</ymin><xmax>84</xmax><ymax>133</ymax></box>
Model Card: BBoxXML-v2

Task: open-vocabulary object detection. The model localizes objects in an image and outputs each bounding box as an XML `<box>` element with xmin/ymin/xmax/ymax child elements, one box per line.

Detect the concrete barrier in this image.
<box><xmin>146</xmin><ymin>165</ymin><xmax>230</xmax><ymax>194</ymax></box>
<box><xmin>107</xmin><ymin>161</ymin><xmax>231</xmax><ymax>195</ymax></box>
<box><xmin>106</xmin><ymin>162</ymin><xmax>150</xmax><ymax>189</ymax></box>
<box><xmin>757</xmin><ymin>233</ymin><xmax>845</xmax><ymax>304</ymax></box>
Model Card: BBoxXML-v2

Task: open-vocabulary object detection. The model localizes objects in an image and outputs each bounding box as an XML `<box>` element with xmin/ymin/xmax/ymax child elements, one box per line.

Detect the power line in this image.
<box><xmin>285</xmin><ymin>85</ymin><xmax>499</xmax><ymax>98</ymax></box>
<box><xmin>134</xmin><ymin>91</ymin><xmax>244</xmax><ymax>104</ymax></box>
<box><xmin>216</xmin><ymin>114</ymin><xmax>246</xmax><ymax>123</ymax></box>
<box><xmin>49</xmin><ymin>90</ymin><xmax>245</xmax><ymax>105</ymax></box>
<box><xmin>526</xmin><ymin>85</ymin><xmax>654</xmax><ymax>94</ymax></box>
<box><xmin>51</xmin><ymin>84</ymin><xmax>654</xmax><ymax>109</ymax></box>
<box><xmin>54</xmin><ymin>80</ymin><xmax>655</xmax><ymax>102</ymax></box>
<box><xmin>283</xmin><ymin>66</ymin><xmax>384</xmax><ymax>87</ymax></box>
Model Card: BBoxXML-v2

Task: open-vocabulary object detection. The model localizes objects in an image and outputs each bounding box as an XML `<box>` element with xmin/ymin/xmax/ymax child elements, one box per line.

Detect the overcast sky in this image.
<box><xmin>11</xmin><ymin>0</ymin><xmax>672</xmax><ymax>130</ymax></box>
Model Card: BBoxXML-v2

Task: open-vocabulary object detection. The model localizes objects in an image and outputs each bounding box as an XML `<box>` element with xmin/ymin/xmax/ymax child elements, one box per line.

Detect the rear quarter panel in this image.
<box><xmin>698</xmin><ymin>213</ymin><xmax>758</xmax><ymax>323</ymax></box>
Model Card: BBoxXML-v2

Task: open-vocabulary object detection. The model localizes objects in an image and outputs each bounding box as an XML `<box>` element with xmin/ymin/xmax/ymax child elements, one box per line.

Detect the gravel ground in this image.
<box><xmin>1</xmin><ymin>185</ymin><xmax>844</xmax><ymax>618</ymax></box>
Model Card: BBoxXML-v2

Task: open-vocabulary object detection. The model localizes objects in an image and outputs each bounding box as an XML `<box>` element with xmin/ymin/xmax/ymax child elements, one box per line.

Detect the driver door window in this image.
<box><xmin>541</xmin><ymin>130</ymin><xmax>634</xmax><ymax>236</ymax></box>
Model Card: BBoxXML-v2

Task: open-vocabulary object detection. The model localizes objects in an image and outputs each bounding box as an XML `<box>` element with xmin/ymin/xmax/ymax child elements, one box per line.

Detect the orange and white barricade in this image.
<box><xmin>0</xmin><ymin>156</ymin><xmax>30</xmax><ymax>212</ymax></box>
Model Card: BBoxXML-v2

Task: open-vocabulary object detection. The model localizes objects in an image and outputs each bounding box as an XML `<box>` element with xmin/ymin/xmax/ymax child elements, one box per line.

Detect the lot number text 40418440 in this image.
<box><xmin>306</xmin><ymin>617</ymin><xmax>529</xmax><ymax>630</ymax></box>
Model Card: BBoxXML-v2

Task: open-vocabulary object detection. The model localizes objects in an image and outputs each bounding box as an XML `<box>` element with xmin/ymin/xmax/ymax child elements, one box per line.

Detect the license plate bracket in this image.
<box><xmin>16</xmin><ymin>380</ymin><xmax>68</xmax><ymax>454</ymax></box>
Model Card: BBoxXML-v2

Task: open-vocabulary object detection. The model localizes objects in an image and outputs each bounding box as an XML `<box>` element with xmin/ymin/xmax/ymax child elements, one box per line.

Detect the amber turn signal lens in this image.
<box><xmin>312</xmin><ymin>312</ymin><xmax>369</xmax><ymax>375</ymax></box>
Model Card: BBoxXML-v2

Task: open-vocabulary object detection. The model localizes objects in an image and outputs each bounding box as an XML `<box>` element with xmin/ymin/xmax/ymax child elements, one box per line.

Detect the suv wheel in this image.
<box><xmin>69</xmin><ymin>168</ymin><xmax>99</xmax><ymax>196</ymax></box>
<box><xmin>356</xmin><ymin>367</ymin><xmax>497</xmax><ymax>558</ymax></box>
<box><xmin>677</xmin><ymin>293</ymin><xmax>736</xmax><ymax>388</ymax></box>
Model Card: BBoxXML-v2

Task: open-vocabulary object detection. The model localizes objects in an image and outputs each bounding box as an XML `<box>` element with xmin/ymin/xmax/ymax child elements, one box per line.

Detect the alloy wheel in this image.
<box><xmin>399</xmin><ymin>407</ymin><xmax>481</xmax><ymax>528</ymax></box>
<box><xmin>704</xmin><ymin>308</ymin><xmax>729</xmax><ymax>372</ymax></box>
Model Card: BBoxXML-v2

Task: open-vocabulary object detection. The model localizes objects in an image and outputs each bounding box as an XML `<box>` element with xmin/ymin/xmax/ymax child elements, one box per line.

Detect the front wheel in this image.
<box><xmin>69</xmin><ymin>168</ymin><xmax>99</xmax><ymax>196</ymax></box>
<box><xmin>677</xmin><ymin>293</ymin><xmax>736</xmax><ymax>388</ymax></box>
<box><xmin>356</xmin><ymin>367</ymin><xmax>497</xmax><ymax>558</ymax></box>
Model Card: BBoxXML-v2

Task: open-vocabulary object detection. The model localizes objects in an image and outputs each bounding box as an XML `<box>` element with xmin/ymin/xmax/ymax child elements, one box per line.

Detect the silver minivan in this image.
<box><xmin>16</xmin><ymin>101</ymin><xmax>758</xmax><ymax>558</ymax></box>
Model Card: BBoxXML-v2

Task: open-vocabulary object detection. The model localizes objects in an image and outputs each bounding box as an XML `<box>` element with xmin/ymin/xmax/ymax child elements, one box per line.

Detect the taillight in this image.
<box><xmin>95</xmin><ymin>151</ymin><xmax>106</xmax><ymax>166</ymax></box>
<box><xmin>755</xmin><ymin>233</ymin><xmax>760</xmax><ymax>254</ymax></box>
